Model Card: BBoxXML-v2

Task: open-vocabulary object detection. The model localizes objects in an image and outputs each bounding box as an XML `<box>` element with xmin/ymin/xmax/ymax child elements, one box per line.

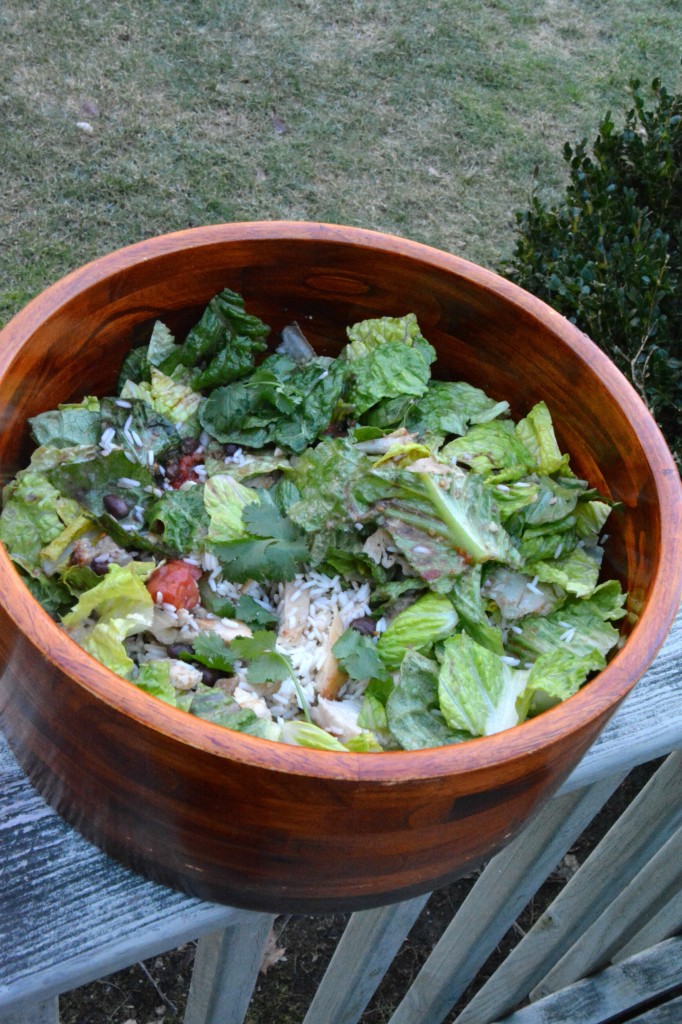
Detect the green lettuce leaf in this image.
<box><xmin>46</xmin><ymin>449</ymin><xmax>154</xmax><ymax>518</ymax></box>
<box><xmin>199</xmin><ymin>355</ymin><xmax>346</xmax><ymax>454</ymax></box>
<box><xmin>147</xmin><ymin>321</ymin><xmax>177</xmax><ymax>367</ymax></box>
<box><xmin>280</xmin><ymin>720</ymin><xmax>347</xmax><ymax>751</ymax></box>
<box><xmin>135</xmin><ymin>660</ymin><xmax>177</xmax><ymax>706</ymax></box>
<box><xmin>438</xmin><ymin>633</ymin><xmax>531</xmax><ymax>737</ymax></box>
<box><xmin>147</xmin><ymin>485</ymin><xmax>209</xmax><ymax>555</ymax></box>
<box><xmin>158</xmin><ymin>288</ymin><xmax>269</xmax><ymax>386</ymax></box>
<box><xmin>149</xmin><ymin>367</ymin><xmax>202</xmax><ymax>430</ymax></box>
<box><xmin>29</xmin><ymin>398</ymin><xmax>102</xmax><ymax>449</ymax></box>
<box><xmin>522</xmin><ymin>647</ymin><xmax>606</xmax><ymax>716</ymax></box>
<box><xmin>386</xmin><ymin>650</ymin><xmax>465</xmax><ymax>750</ymax></box>
<box><xmin>0</xmin><ymin>471</ymin><xmax>75</xmax><ymax>575</ymax></box>
<box><xmin>516</xmin><ymin>401</ymin><xmax>570</xmax><ymax>475</ymax></box>
<box><xmin>204</xmin><ymin>474</ymin><xmax>259</xmax><ymax>544</ymax></box>
<box><xmin>377</xmin><ymin>593</ymin><xmax>458</xmax><ymax>669</ymax></box>
<box><xmin>404</xmin><ymin>380</ymin><xmax>510</xmax><ymax>447</ymax></box>
<box><xmin>506</xmin><ymin>584</ymin><xmax>626</xmax><ymax>662</ymax></box>
<box><xmin>529</xmin><ymin>544</ymin><xmax>603</xmax><ymax>597</ymax></box>
<box><xmin>61</xmin><ymin>562</ymin><xmax>155</xmax><ymax>678</ymax></box>
<box><xmin>441</xmin><ymin>420</ymin><xmax>535</xmax><ymax>481</ymax></box>
<box><xmin>99</xmin><ymin>397</ymin><xmax>179</xmax><ymax>460</ymax></box>
<box><xmin>341</xmin><ymin>314</ymin><xmax>436</xmax><ymax>416</ymax></box>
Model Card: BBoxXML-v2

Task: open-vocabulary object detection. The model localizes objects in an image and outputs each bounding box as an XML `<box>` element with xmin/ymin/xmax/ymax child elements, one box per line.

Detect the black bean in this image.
<box><xmin>91</xmin><ymin>557</ymin><xmax>110</xmax><ymax>576</ymax></box>
<box><xmin>199</xmin><ymin>666</ymin><xmax>224</xmax><ymax>687</ymax></box>
<box><xmin>167</xmin><ymin>642</ymin><xmax>194</xmax><ymax>659</ymax></box>
<box><xmin>223</xmin><ymin>443</ymin><xmax>240</xmax><ymax>456</ymax></box>
<box><xmin>103</xmin><ymin>493</ymin><xmax>131</xmax><ymax>519</ymax></box>
<box><xmin>349</xmin><ymin>615</ymin><xmax>376</xmax><ymax>636</ymax></box>
<box><xmin>180</xmin><ymin>436</ymin><xmax>200</xmax><ymax>455</ymax></box>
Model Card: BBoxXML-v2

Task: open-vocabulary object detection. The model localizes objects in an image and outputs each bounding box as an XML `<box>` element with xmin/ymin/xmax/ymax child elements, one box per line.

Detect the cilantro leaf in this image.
<box><xmin>234</xmin><ymin>594</ymin><xmax>278</xmax><ymax>627</ymax></box>
<box><xmin>211</xmin><ymin>499</ymin><xmax>308</xmax><ymax>582</ymax></box>
<box><xmin>332</xmin><ymin>628</ymin><xmax>388</xmax><ymax>682</ymax></box>
<box><xmin>185</xmin><ymin>632</ymin><xmax>238</xmax><ymax>673</ymax></box>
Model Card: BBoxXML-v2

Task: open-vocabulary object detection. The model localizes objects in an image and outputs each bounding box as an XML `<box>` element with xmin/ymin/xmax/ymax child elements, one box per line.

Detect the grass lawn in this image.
<box><xmin>2</xmin><ymin>0</ymin><xmax>681</xmax><ymax>327</ymax></box>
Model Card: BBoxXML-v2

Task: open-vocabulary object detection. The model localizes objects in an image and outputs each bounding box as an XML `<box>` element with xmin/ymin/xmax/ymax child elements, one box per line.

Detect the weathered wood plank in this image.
<box><xmin>489</xmin><ymin>937</ymin><xmax>682</xmax><ymax>1024</ymax></box>
<box><xmin>454</xmin><ymin>752</ymin><xmax>682</xmax><ymax>1024</ymax></box>
<box><xmin>386</xmin><ymin>774</ymin><xmax>625</xmax><ymax>1024</ymax></box>
<box><xmin>614</xmin><ymin>890</ymin><xmax>682</xmax><ymax>964</ymax></box>
<box><xmin>183</xmin><ymin>915</ymin><xmax>275</xmax><ymax>1024</ymax></box>
<box><xmin>0</xmin><ymin>997</ymin><xmax>58</xmax><ymax>1024</ymax></box>
<box><xmin>627</xmin><ymin>994</ymin><xmax>682</xmax><ymax>1024</ymax></box>
<box><xmin>302</xmin><ymin>895</ymin><xmax>430</xmax><ymax>1024</ymax></box>
<box><xmin>532</xmin><ymin>823</ymin><xmax>682</xmax><ymax>999</ymax></box>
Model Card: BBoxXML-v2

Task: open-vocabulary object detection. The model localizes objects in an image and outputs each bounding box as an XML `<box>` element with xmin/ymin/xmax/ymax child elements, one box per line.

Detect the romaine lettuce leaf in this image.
<box><xmin>146</xmin><ymin>485</ymin><xmax>209</xmax><ymax>555</ymax></box>
<box><xmin>200</xmin><ymin>355</ymin><xmax>346</xmax><ymax>454</ymax></box>
<box><xmin>506</xmin><ymin>585</ymin><xmax>626</xmax><ymax>662</ymax></box>
<box><xmin>441</xmin><ymin>420</ymin><xmax>535</xmax><ymax>480</ymax></box>
<box><xmin>438</xmin><ymin>633</ymin><xmax>531</xmax><ymax>737</ymax></box>
<box><xmin>29</xmin><ymin>399</ymin><xmax>102</xmax><ymax>449</ymax></box>
<box><xmin>341</xmin><ymin>314</ymin><xmax>436</xmax><ymax>417</ymax></box>
<box><xmin>203</xmin><ymin>474</ymin><xmax>259</xmax><ymax>544</ymax></box>
<box><xmin>529</xmin><ymin>544</ymin><xmax>603</xmax><ymax>598</ymax></box>
<box><xmin>0</xmin><ymin>471</ymin><xmax>75</xmax><ymax>575</ymax></box>
<box><xmin>158</xmin><ymin>288</ymin><xmax>269</xmax><ymax>386</ymax></box>
<box><xmin>135</xmin><ymin>659</ymin><xmax>177</xmax><ymax>706</ymax></box>
<box><xmin>46</xmin><ymin>449</ymin><xmax>154</xmax><ymax>518</ymax></box>
<box><xmin>61</xmin><ymin>562</ymin><xmax>155</xmax><ymax>678</ymax></box>
<box><xmin>521</xmin><ymin>647</ymin><xmax>606</xmax><ymax>716</ymax></box>
<box><xmin>377</xmin><ymin>593</ymin><xmax>458</xmax><ymax>669</ymax></box>
<box><xmin>386</xmin><ymin>650</ymin><xmax>466</xmax><ymax>750</ymax></box>
<box><xmin>515</xmin><ymin>402</ymin><xmax>570</xmax><ymax>475</ymax></box>
<box><xmin>149</xmin><ymin>368</ymin><xmax>202</xmax><ymax>431</ymax></box>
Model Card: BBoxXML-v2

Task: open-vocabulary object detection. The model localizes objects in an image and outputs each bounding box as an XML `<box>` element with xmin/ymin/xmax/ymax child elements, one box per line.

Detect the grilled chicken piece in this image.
<box><xmin>314</xmin><ymin>606</ymin><xmax>347</xmax><ymax>700</ymax></box>
<box><xmin>278</xmin><ymin>581</ymin><xmax>312</xmax><ymax>643</ymax></box>
<box><xmin>311</xmin><ymin>696</ymin><xmax>364</xmax><ymax>743</ymax></box>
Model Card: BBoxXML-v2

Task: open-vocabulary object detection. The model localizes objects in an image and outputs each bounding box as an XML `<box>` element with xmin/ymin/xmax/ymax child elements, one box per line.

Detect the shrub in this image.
<box><xmin>504</xmin><ymin>75</ymin><xmax>681</xmax><ymax>464</ymax></box>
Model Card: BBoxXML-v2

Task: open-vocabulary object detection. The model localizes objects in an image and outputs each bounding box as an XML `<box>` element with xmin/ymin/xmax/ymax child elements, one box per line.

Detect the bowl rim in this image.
<box><xmin>1</xmin><ymin>220</ymin><xmax>680</xmax><ymax>784</ymax></box>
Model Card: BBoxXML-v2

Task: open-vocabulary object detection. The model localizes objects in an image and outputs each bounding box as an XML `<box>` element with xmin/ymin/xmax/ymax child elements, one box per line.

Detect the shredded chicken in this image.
<box><xmin>278</xmin><ymin>581</ymin><xmax>311</xmax><ymax>643</ymax></box>
<box><xmin>311</xmin><ymin>696</ymin><xmax>364</xmax><ymax>743</ymax></box>
<box><xmin>314</xmin><ymin>606</ymin><xmax>347</xmax><ymax>700</ymax></box>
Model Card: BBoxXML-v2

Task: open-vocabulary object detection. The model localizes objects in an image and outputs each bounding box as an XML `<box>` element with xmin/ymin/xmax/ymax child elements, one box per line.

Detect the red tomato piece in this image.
<box><xmin>146</xmin><ymin>560</ymin><xmax>203</xmax><ymax>610</ymax></box>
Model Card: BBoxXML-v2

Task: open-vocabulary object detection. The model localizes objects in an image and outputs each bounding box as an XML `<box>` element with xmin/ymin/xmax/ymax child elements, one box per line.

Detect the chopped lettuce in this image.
<box><xmin>204</xmin><ymin>474</ymin><xmax>259</xmax><ymax>544</ymax></box>
<box><xmin>438</xmin><ymin>633</ymin><xmax>531</xmax><ymax>737</ymax></box>
<box><xmin>386</xmin><ymin>651</ymin><xmax>465</xmax><ymax>749</ymax></box>
<box><xmin>135</xmin><ymin>660</ymin><xmax>177</xmax><ymax>706</ymax></box>
<box><xmin>377</xmin><ymin>593</ymin><xmax>458</xmax><ymax>669</ymax></box>
<box><xmin>147</xmin><ymin>485</ymin><xmax>209</xmax><ymax>555</ymax></box>
<box><xmin>29</xmin><ymin>399</ymin><xmax>102</xmax><ymax>449</ymax></box>
<box><xmin>0</xmin><ymin>471</ymin><xmax>77</xmax><ymax>575</ymax></box>
<box><xmin>341</xmin><ymin>313</ymin><xmax>436</xmax><ymax>416</ymax></box>
<box><xmin>61</xmin><ymin>562</ymin><xmax>155</xmax><ymax>678</ymax></box>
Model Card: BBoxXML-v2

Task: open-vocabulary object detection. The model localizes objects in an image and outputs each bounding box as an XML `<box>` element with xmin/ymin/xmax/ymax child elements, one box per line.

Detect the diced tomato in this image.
<box><xmin>167</xmin><ymin>453</ymin><xmax>204</xmax><ymax>489</ymax></box>
<box><xmin>146</xmin><ymin>560</ymin><xmax>203</xmax><ymax>610</ymax></box>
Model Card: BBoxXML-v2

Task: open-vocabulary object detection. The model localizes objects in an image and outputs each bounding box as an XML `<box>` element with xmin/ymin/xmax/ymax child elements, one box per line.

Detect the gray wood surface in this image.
<box><xmin>184</xmin><ymin>916</ymin><xmax>275</xmax><ymax>1024</ymax></box>
<box><xmin>489</xmin><ymin>936</ymin><xmax>682</xmax><ymax>1024</ymax></box>
<box><xmin>455</xmin><ymin>752</ymin><xmax>682</xmax><ymax>1024</ymax></box>
<box><xmin>627</xmin><ymin>995</ymin><xmax>682</xmax><ymax>1024</ymax></box>
<box><xmin>614</xmin><ymin>891</ymin><xmax>682</xmax><ymax>963</ymax></box>
<box><xmin>533</xmin><ymin>822</ymin><xmax>682</xmax><ymax>999</ymax></box>
<box><xmin>302</xmin><ymin>894</ymin><xmax>430</xmax><ymax>1024</ymax></box>
<box><xmin>387</xmin><ymin>774</ymin><xmax>625</xmax><ymax>1024</ymax></box>
<box><xmin>0</xmin><ymin>999</ymin><xmax>58</xmax><ymax>1024</ymax></box>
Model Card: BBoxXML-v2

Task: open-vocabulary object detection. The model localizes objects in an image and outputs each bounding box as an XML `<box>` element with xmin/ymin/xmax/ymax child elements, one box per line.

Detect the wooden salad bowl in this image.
<box><xmin>0</xmin><ymin>223</ymin><xmax>680</xmax><ymax>913</ymax></box>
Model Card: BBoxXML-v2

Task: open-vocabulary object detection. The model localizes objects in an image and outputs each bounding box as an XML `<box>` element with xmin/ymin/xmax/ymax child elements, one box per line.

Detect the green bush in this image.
<box><xmin>505</xmin><ymin>75</ymin><xmax>681</xmax><ymax>464</ymax></box>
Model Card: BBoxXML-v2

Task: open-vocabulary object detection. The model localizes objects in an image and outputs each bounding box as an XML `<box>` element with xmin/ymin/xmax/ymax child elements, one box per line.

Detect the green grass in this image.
<box><xmin>2</xmin><ymin>0</ymin><xmax>681</xmax><ymax>329</ymax></box>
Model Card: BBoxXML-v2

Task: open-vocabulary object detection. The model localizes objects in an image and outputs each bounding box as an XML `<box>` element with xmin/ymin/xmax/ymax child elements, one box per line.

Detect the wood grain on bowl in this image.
<box><xmin>0</xmin><ymin>222</ymin><xmax>680</xmax><ymax>912</ymax></box>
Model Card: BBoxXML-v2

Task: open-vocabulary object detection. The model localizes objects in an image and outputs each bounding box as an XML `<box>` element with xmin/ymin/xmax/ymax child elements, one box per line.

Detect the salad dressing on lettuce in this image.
<box><xmin>0</xmin><ymin>290</ymin><xmax>626</xmax><ymax>751</ymax></box>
